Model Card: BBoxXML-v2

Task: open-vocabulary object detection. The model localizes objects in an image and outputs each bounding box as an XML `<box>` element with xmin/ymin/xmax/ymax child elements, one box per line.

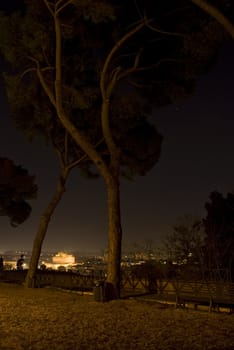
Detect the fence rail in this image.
<box><xmin>155</xmin><ymin>280</ymin><xmax>234</xmax><ymax>311</ymax></box>
<box><xmin>0</xmin><ymin>269</ymin><xmax>234</xmax><ymax>310</ymax></box>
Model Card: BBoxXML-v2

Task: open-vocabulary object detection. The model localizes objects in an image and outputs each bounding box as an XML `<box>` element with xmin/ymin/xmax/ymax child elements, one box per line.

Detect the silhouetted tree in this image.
<box><xmin>24</xmin><ymin>131</ymin><xmax>94</xmax><ymax>287</ymax></box>
<box><xmin>203</xmin><ymin>191</ymin><xmax>234</xmax><ymax>277</ymax></box>
<box><xmin>164</xmin><ymin>214</ymin><xmax>206</xmax><ymax>279</ymax></box>
<box><xmin>0</xmin><ymin>157</ymin><xmax>37</xmax><ymax>226</ymax></box>
<box><xmin>0</xmin><ymin>0</ymin><xmax>232</xmax><ymax>297</ymax></box>
<box><xmin>0</xmin><ymin>1</ymin><xmax>163</xmax><ymax>297</ymax></box>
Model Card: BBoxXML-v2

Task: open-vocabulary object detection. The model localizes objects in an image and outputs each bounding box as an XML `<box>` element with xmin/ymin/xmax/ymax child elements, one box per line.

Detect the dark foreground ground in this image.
<box><xmin>0</xmin><ymin>282</ymin><xmax>233</xmax><ymax>350</ymax></box>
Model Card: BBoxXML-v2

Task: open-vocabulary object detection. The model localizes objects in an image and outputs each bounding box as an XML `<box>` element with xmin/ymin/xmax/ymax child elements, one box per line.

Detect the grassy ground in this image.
<box><xmin>0</xmin><ymin>282</ymin><xmax>233</xmax><ymax>350</ymax></box>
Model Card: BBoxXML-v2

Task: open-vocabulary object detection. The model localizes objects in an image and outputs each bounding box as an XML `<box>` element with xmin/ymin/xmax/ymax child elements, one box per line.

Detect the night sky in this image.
<box><xmin>1</xmin><ymin>38</ymin><xmax>234</xmax><ymax>254</ymax></box>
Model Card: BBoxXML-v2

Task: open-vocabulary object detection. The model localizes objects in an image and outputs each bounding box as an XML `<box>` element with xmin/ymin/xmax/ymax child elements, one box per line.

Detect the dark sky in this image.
<box><xmin>1</xmin><ymin>39</ymin><xmax>234</xmax><ymax>254</ymax></box>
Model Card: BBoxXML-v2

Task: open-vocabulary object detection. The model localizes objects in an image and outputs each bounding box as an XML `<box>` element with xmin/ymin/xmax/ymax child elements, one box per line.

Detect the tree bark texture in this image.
<box><xmin>25</xmin><ymin>170</ymin><xmax>68</xmax><ymax>288</ymax></box>
<box><xmin>105</xmin><ymin>175</ymin><xmax>122</xmax><ymax>299</ymax></box>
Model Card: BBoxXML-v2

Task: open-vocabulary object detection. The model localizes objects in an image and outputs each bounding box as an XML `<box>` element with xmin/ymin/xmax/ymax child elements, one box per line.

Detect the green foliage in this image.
<box><xmin>0</xmin><ymin>0</ymin><xmax>232</xmax><ymax>178</ymax></box>
<box><xmin>0</xmin><ymin>158</ymin><xmax>37</xmax><ymax>226</ymax></box>
<box><xmin>0</xmin><ymin>1</ymin><xmax>164</xmax><ymax>178</ymax></box>
<box><xmin>0</xmin><ymin>11</ymin><xmax>51</xmax><ymax>68</ymax></box>
<box><xmin>116</xmin><ymin>116</ymin><xmax>163</xmax><ymax>176</ymax></box>
<box><xmin>72</xmin><ymin>0</ymin><xmax>116</xmax><ymax>23</ymax></box>
<box><xmin>0</xmin><ymin>12</ymin><xmax>22</xmax><ymax>65</ymax></box>
<box><xmin>3</xmin><ymin>73</ymin><xmax>53</xmax><ymax>141</ymax></box>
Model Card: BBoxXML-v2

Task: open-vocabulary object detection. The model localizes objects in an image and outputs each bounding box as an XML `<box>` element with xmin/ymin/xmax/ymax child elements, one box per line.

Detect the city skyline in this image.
<box><xmin>1</xmin><ymin>39</ymin><xmax>234</xmax><ymax>253</ymax></box>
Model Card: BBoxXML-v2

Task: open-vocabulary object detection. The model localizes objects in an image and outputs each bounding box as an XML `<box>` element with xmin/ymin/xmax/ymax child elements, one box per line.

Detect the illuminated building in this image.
<box><xmin>40</xmin><ymin>251</ymin><xmax>76</xmax><ymax>270</ymax></box>
<box><xmin>52</xmin><ymin>252</ymin><xmax>75</xmax><ymax>265</ymax></box>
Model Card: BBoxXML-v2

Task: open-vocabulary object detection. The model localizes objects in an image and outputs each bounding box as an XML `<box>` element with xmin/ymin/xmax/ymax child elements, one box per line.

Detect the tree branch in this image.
<box><xmin>191</xmin><ymin>0</ymin><xmax>234</xmax><ymax>39</ymax></box>
<box><xmin>100</xmin><ymin>19</ymin><xmax>151</xmax><ymax>160</ymax></box>
<box><xmin>26</xmin><ymin>56</ymin><xmax>56</xmax><ymax>107</ymax></box>
<box><xmin>118</xmin><ymin>57</ymin><xmax>183</xmax><ymax>81</ymax></box>
<box><xmin>43</xmin><ymin>0</ymin><xmax>54</xmax><ymax>17</ymax></box>
<box><xmin>52</xmin><ymin>13</ymin><xmax>110</xmax><ymax>180</ymax></box>
<box><xmin>145</xmin><ymin>22</ymin><xmax>186</xmax><ymax>38</ymax></box>
<box><xmin>19</xmin><ymin>67</ymin><xmax>37</xmax><ymax>81</ymax></box>
<box><xmin>56</xmin><ymin>0</ymin><xmax>74</xmax><ymax>15</ymax></box>
<box><xmin>67</xmin><ymin>138</ymin><xmax>105</xmax><ymax>169</ymax></box>
<box><xmin>37</xmin><ymin>68</ymin><xmax>56</xmax><ymax>108</ymax></box>
<box><xmin>100</xmin><ymin>19</ymin><xmax>149</xmax><ymax>98</ymax></box>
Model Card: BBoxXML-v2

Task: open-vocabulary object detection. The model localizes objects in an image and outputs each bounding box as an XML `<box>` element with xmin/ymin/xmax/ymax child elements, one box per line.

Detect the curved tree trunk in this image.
<box><xmin>42</xmin><ymin>13</ymin><xmax>125</xmax><ymax>299</ymax></box>
<box><xmin>191</xmin><ymin>0</ymin><xmax>234</xmax><ymax>39</ymax></box>
<box><xmin>105</xmin><ymin>175</ymin><xmax>122</xmax><ymax>299</ymax></box>
<box><xmin>25</xmin><ymin>169</ymin><xmax>68</xmax><ymax>288</ymax></box>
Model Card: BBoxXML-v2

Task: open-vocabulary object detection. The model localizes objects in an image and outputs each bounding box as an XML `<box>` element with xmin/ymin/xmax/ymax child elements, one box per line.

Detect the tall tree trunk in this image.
<box><xmin>25</xmin><ymin>169</ymin><xmax>68</xmax><ymax>288</ymax></box>
<box><xmin>105</xmin><ymin>175</ymin><xmax>122</xmax><ymax>299</ymax></box>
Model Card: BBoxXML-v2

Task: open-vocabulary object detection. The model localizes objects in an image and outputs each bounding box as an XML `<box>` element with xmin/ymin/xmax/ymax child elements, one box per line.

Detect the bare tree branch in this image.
<box><xmin>100</xmin><ymin>19</ymin><xmax>151</xmax><ymax>158</ymax></box>
<box><xmin>191</xmin><ymin>0</ymin><xmax>234</xmax><ymax>39</ymax></box>
<box><xmin>56</xmin><ymin>0</ymin><xmax>74</xmax><ymax>15</ymax></box>
<box><xmin>100</xmin><ymin>19</ymin><xmax>149</xmax><ymax>98</ymax></box>
<box><xmin>37</xmin><ymin>68</ymin><xmax>56</xmax><ymax>107</ymax></box>
<box><xmin>117</xmin><ymin>57</ymin><xmax>183</xmax><ymax>81</ymax></box>
<box><xmin>43</xmin><ymin>0</ymin><xmax>54</xmax><ymax>17</ymax></box>
<box><xmin>19</xmin><ymin>67</ymin><xmax>37</xmax><ymax>81</ymax></box>
<box><xmin>146</xmin><ymin>22</ymin><xmax>186</xmax><ymax>38</ymax></box>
